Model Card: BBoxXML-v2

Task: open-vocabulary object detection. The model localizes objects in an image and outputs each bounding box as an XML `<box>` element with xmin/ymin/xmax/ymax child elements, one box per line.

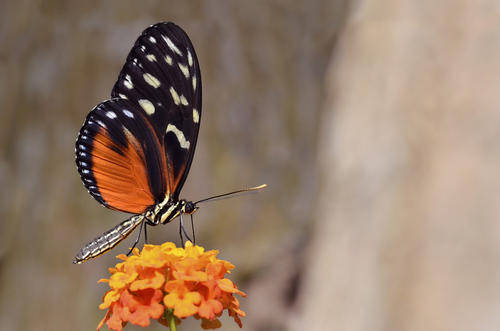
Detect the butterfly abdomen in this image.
<box><xmin>73</xmin><ymin>214</ymin><xmax>145</xmax><ymax>263</ymax></box>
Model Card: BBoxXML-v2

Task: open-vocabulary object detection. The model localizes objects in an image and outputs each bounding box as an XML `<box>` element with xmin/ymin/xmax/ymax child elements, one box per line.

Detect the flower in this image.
<box><xmin>97</xmin><ymin>242</ymin><xmax>246</xmax><ymax>330</ymax></box>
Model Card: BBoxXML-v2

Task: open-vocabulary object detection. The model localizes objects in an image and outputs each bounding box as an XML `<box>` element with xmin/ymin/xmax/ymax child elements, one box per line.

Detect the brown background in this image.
<box><xmin>1</xmin><ymin>1</ymin><xmax>500</xmax><ymax>330</ymax></box>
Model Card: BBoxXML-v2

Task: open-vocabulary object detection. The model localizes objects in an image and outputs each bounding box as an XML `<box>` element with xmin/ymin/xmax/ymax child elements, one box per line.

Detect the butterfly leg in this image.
<box><xmin>190</xmin><ymin>214</ymin><xmax>196</xmax><ymax>245</ymax></box>
<box><xmin>127</xmin><ymin>219</ymin><xmax>144</xmax><ymax>256</ymax></box>
<box><xmin>179</xmin><ymin>214</ymin><xmax>184</xmax><ymax>246</ymax></box>
<box><xmin>144</xmin><ymin>222</ymin><xmax>148</xmax><ymax>244</ymax></box>
<box><xmin>179</xmin><ymin>213</ymin><xmax>193</xmax><ymax>247</ymax></box>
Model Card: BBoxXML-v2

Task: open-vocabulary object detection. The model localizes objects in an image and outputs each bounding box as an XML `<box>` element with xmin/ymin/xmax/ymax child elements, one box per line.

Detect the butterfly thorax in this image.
<box><xmin>150</xmin><ymin>197</ymin><xmax>197</xmax><ymax>225</ymax></box>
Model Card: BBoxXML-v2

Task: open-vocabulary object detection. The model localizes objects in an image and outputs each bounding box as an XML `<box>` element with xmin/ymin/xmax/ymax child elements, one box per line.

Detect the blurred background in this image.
<box><xmin>2</xmin><ymin>0</ymin><xmax>500</xmax><ymax>330</ymax></box>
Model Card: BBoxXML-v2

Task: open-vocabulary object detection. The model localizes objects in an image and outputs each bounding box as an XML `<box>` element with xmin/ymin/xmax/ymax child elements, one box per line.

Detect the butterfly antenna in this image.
<box><xmin>194</xmin><ymin>184</ymin><xmax>267</xmax><ymax>205</ymax></box>
<box><xmin>127</xmin><ymin>220</ymin><xmax>145</xmax><ymax>256</ymax></box>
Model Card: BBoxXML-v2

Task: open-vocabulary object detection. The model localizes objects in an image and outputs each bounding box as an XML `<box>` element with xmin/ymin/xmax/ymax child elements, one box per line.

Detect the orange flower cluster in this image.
<box><xmin>97</xmin><ymin>242</ymin><xmax>246</xmax><ymax>330</ymax></box>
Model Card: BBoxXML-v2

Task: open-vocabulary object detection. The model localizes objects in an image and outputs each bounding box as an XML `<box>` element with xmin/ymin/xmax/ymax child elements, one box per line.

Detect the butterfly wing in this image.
<box><xmin>75</xmin><ymin>22</ymin><xmax>202</xmax><ymax>212</ymax></box>
<box><xmin>76</xmin><ymin>99</ymin><xmax>168</xmax><ymax>213</ymax></box>
<box><xmin>111</xmin><ymin>22</ymin><xmax>202</xmax><ymax>199</ymax></box>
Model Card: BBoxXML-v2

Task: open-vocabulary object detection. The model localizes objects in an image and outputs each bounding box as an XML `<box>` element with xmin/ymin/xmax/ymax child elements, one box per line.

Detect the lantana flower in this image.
<box><xmin>97</xmin><ymin>242</ymin><xmax>246</xmax><ymax>330</ymax></box>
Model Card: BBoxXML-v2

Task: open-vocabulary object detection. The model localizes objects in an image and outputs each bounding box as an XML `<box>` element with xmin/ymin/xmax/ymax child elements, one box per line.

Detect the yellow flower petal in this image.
<box><xmin>109</xmin><ymin>271</ymin><xmax>138</xmax><ymax>290</ymax></box>
<box><xmin>99</xmin><ymin>290</ymin><xmax>120</xmax><ymax>309</ymax></box>
<box><xmin>130</xmin><ymin>270</ymin><xmax>165</xmax><ymax>291</ymax></box>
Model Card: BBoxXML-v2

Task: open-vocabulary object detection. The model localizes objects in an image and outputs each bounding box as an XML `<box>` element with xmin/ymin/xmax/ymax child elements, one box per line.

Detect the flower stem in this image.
<box><xmin>166</xmin><ymin>309</ymin><xmax>177</xmax><ymax>331</ymax></box>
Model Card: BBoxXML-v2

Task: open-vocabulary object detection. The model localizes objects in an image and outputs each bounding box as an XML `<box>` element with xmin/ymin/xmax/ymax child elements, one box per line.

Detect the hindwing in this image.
<box><xmin>76</xmin><ymin>99</ymin><xmax>167</xmax><ymax>213</ymax></box>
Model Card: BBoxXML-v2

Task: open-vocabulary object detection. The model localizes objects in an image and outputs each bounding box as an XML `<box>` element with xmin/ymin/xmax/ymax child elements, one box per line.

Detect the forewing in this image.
<box><xmin>111</xmin><ymin>22</ymin><xmax>202</xmax><ymax>198</ymax></box>
<box><xmin>76</xmin><ymin>99</ymin><xmax>168</xmax><ymax>213</ymax></box>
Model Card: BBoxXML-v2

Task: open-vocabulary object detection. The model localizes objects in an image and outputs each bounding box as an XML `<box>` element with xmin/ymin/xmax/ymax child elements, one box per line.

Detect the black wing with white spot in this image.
<box><xmin>111</xmin><ymin>22</ymin><xmax>202</xmax><ymax>199</ymax></box>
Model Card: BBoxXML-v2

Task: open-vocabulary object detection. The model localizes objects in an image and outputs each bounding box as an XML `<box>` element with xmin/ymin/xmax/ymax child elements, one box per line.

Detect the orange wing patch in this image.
<box><xmin>91</xmin><ymin>126</ymin><xmax>155</xmax><ymax>213</ymax></box>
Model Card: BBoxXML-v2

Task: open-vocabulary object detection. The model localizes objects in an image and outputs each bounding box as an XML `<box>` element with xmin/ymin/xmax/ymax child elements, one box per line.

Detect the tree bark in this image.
<box><xmin>294</xmin><ymin>1</ymin><xmax>500</xmax><ymax>331</ymax></box>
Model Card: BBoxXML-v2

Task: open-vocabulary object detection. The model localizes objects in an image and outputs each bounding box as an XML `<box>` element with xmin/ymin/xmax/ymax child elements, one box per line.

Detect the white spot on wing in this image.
<box><xmin>163</xmin><ymin>36</ymin><xmax>182</xmax><ymax>56</ymax></box>
<box><xmin>180</xmin><ymin>95</ymin><xmax>188</xmax><ymax>106</ymax></box>
<box><xmin>188</xmin><ymin>51</ymin><xmax>193</xmax><ymax>67</ymax></box>
<box><xmin>123</xmin><ymin>109</ymin><xmax>134</xmax><ymax>118</ymax></box>
<box><xmin>138</xmin><ymin>99</ymin><xmax>155</xmax><ymax>115</ymax></box>
<box><xmin>96</xmin><ymin>120</ymin><xmax>106</xmax><ymax>128</ymax></box>
<box><xmin>118</xmin><ymin>93</ymin><xmax>128</xmax><ymax>99</ymax></box>
<box><xmin>169</xmin><ymin>86</ymin><xmax>180</xmax><ymax>105</ymax></box>
<box><xmin>178</xmin><ymin>63</ymin><xmax>189</xmax><ymax>79</ymax></box>
<box><xmin>143</xmin><ymin>73</ymin><xmax>161</xmax><ymax>88</ymax></box>
<box><xmin>192</xmin><ymin>76</ymin><xmax>197</xmax><ymax>90</ymax></box>
<box><xmin>193</xmin><ymin>109</ymin><xmax>199</xmax><ymax>123</ymax></box>
<box><xmin>165</xmin><ymin>55</ymin><xmax>173</xmax><ymax>65</ymax></box>
<box><xmin>146</xmin><ymin>54</ymin><xmax>157</xmax><ymax>62</ymax></box>
<box><xmin>124</xmin><ymin>75</ymin><xmax>133</xmax><ymax>89</ymax></box>
<box><xmin>106</xmin><ymin>111</ymin><xmax>117</xmax><ymax>119</ymax></box>
<box><xmin>166</xmin><ymin>124</ymin><xmax>190</xmax><ymax>149</ymax></box>
<box><xmin>149</xmin><ymin>36</ymin><xmax>156</xmax><ymax>43</ymax></box>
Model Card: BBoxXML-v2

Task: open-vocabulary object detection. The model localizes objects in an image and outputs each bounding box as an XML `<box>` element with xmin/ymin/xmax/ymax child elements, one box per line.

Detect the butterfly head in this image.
<box><xmin>182</xmin><ymin>200</ymin><xmax>198</xmax><ymax>215</ymax></box>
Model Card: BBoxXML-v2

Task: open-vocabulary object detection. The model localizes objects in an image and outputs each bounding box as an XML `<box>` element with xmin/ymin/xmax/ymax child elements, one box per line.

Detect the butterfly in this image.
<box><xmin>74</xmin><ymin>22</ymin><xmax>265</xmax><ymax>264</ymax></box>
